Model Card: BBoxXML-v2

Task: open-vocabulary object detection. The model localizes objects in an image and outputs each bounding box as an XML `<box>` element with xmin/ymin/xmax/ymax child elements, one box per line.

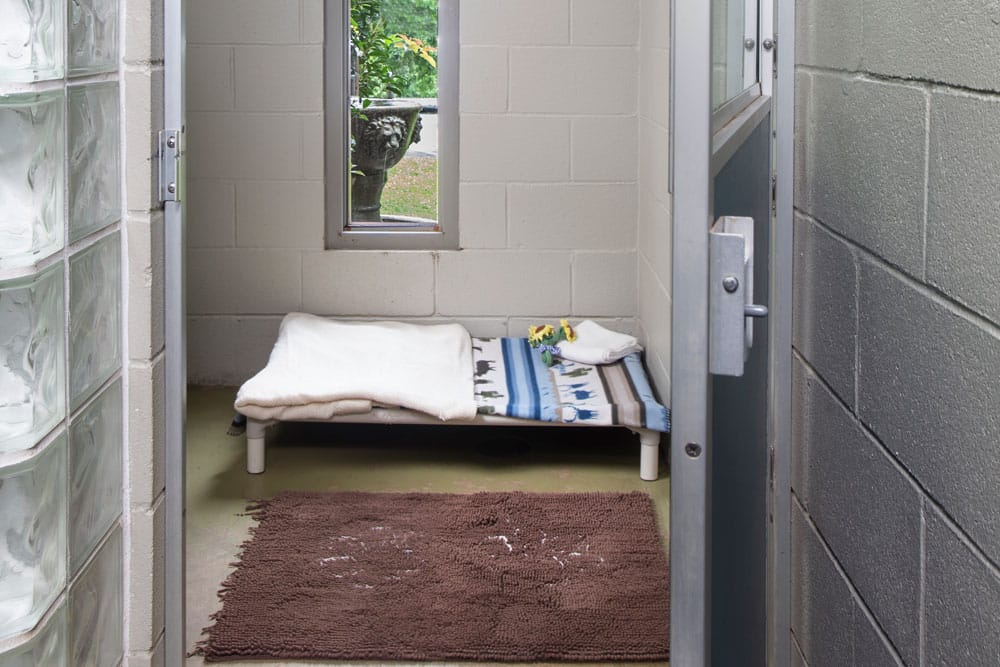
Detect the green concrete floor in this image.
<box><xmin>185</xmin><ymin>386</ymin><xmax>670</xmax><ymax>666</ymax></box>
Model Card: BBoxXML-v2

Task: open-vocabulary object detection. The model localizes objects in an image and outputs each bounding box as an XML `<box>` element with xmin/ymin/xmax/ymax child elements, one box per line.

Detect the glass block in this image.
<box><xmin>0</xmin><ymin>602</ymin><xmax>67</xmax><ymax>667</ymax></box>
<box><xmin>0</xmin><ymin>91</ymin><xmax>65</xmax><ymax>270</ymax></box>
<box><xmin>68</xmin><ymin>0</ymin><xmax>118</xmax><ymax>76</ymax></box>
<box><xmin>68</xmin><ymin>233</ymin><xmax>120</xmax><ymax>411</ymax></box>
<box><xmin>0</xmin><ymin>0</ymin><xmax>65</xmax><ymax>82</ymax></box>
<box><xmin>0</xmin><ymin>433</ymin><xmax>67</xmax><ymax>642</ymax></box>
<box><xmin>68</xmin><ymin>83</ymin><xmax>120</xmax><ymax>242</ymax></box>
<box><xmin>69</xmin><ymin>527</ymin><xmax>121</xmax><ymax>667</ymax></box>
<box><xmin>0</xmin><ymin>264</ymin><xmax>66</xmax><ymax>455</ymax></box>
<box><xmin>68</xmin><ymin>379</ymin><xmax>121</xmax><ymax>575</ymax></box>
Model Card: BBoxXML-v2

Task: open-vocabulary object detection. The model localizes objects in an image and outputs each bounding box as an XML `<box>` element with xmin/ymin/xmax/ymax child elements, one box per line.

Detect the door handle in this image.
<box><xmin>709</xmin><ymin>216</ymin><xmax>764</xmax><ymax>376</ymax></box>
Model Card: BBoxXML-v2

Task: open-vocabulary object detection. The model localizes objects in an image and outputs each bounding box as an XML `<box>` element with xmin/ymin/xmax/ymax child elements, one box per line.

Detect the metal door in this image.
<box><xmin>669</xmin><ymin>0</ymin><xmax>793</xmax><ymax>664</ymax></box>
<box><xmin>163</xmin><ymin>0</ymin><xmax>187</xmax><ymax>661</ymax></box>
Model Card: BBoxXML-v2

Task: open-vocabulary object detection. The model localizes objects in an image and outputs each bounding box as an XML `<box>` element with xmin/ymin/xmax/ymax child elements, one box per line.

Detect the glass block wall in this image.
<box><xmin>0</xmin><ymin>0</ymin><xmax>123</xmax><ymax>661</ymax></box>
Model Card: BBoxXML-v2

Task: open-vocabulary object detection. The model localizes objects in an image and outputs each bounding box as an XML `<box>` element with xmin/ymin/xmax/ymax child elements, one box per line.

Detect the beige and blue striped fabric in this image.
<box><xmin>472</xmin><ymin>337</ymin><xmax>670</xmax><ymax>433</ymax></box>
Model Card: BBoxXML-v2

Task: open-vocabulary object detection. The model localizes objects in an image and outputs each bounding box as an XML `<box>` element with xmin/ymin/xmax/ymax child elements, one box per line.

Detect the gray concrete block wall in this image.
<box><xmin>794</xmin><ymin>0</ymin><xmax>1000</xmax><ymax>662</ymax></box>
<box><xmin>185</xmin><ymin>0</ymin><xmax>648</xmax><ymax>386</ymax></box>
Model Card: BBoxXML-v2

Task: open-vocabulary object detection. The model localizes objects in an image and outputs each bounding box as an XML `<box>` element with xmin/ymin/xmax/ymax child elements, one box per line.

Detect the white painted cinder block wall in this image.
<box><xmin>635</xmin><ymin>0</ymin><xmax>672</xmax><ymax>403</ymax></box>
<box><xmin>184</xmin><ymin>0</ymin><xmax>674</xmax><ymax>387</ymax></box>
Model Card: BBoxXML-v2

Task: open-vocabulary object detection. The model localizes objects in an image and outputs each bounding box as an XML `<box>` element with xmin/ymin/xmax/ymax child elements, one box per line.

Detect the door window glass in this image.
<box><xmin>711</xmin><ymin>0</ymin><xmax>758</xmax><ymax>110</ymax></box>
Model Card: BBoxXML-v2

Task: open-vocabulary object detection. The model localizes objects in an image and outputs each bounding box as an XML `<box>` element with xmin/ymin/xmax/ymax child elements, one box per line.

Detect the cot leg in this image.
<box><xmin>639</xmin><ymin>430</ymin><xmax>660</xmax><ymax>481</ymax></box>
<box><xmin>246</xmin><ymin>419</ymin><xmax>267</xmax><ymax>474</ymax></box>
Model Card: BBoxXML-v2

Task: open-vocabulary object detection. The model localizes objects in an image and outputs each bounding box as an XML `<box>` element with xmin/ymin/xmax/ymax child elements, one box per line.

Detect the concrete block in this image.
<box><xmin>460</xmin><ymin>46</ymin><xmax>508</xmax><ymax>113</ymax></box>
<box><xmin>924</xmin><ymin>506</ymin><xmax>1000</xmax><ymax>666</ymax></box>
<box><xmin>853</xmin><ymin>607</ymin><xmax>904</xmax><ymax>667</ymax></box>
<box><xmin>234</xmin><ymin>46</ymin><xmax>323</xmax><ymax>112</ymax></box>
<box><xmin>186</xmin><ymin>179</ymin><xmax>236</xmax><ymax>248</ymax></box>
<box><xmin>127</xmin><ymin>495</ymin><xmax>164</xmax><ymax>652</ymax></box>
<box><xmin>125</xmin><ymin>635</ymin><xmax>164</xmax><ymax>667</ymax></box>
<box><xmin>124</xmin><ymin>0</ymin><xmax>163</xmax><ymax>63</ymax></box>
<box><xmin>637</xmin><ymin>256</ymin><xmax>671</xmax><ymax>403</ymax></box>
<box><xmin>126</xmin><ymin>213</ymin><xmax>166</xmax><ymax>360</ymax></box>
<box><xmin>639</xmin><ymin>46</ymin><xmax>669</xmax><ymax>127</ymax></box>
<box><xmin>791</xmin><ymin>502</ymin><xmax>853</xmax><ymax>667</ymax></box>
<box><xmin>792</xmin><ymin>213</ymin><xmax>857</xmax><ymax>407</ymax></box>
<box><xmin>791</xmin><ymin>639</ymin><xmax>807</xmax><ymax>667</ymax></box>
<box><xmin>792</xmin><ymin>357</ymin><xmax>921</xmax><ymax>663</ymax></box>
<box><xmin>236</xmin><ymin>181</ymin><xmax>325</xmax><ymax>249</ymax></box>
<box><xmin>460</xmin><ymin>0</ymin><xmax>569</xmax><ymax>46</ymax></box>
<box><xmin>302</xmin><ymin>113</ymin><xmax>324</xmax><ymax>179</ymax></box>
<box><xmin>571</xmin><ymin>116</ymin><xmax>638</xmax><ymax>182</ymax></box>
<box><xmin>926</xmin><ymin>92</ymin><xmax>1000</xmax><ymax>324</ymax></box>
<box><xmin>127</xmin><ymin>357</ymin><xmax>165</xmax><ymax>508</ymax></box>
<box><xmin>443</xmin><ymin>318</ymin><xmax>508</xmax><ymax>338</ymax></box>
<box><xmin>639</xmin><ymin>0</ymin><xmax>669</xmax><ymax>50</ymax></box>
<box><xmin>638</xmin><ymin>184</ymin><xmax>671</xmax><ymax>285</ymax></box>
<box><xmin>793</xmin><ymin>71</ymin><xmax>811</xmax><ymax>212</ymax></box>
<box><xmin>572</xmin><ymin>251</ymin><xmax>637</xmax><ymax>316</ymax></box>
<box><xmin>508</xmin><ymin>183</ymin><xmax>637</xmax><ymax>250</ymax></box>
<box><xmin>509</xmin><ymin>47</ymin><xmax>637</xmax><ymax>114</ymax></box>
<box><xmin>795</xmin><ymin>0</ymin><xmax>862</xmax><ymax>70</ymax></box>
<box><xmin>639</xmin><ymin>118</ymin><xmax>670</xmax><ymax>207</ymax></box>
<box><xmin>301</xmin><ymin>251</ymin><xmax>435</xmax><ymax>316</ymax></box>
<box><xmin>186</xmin><ymin>0</ymin><xmax>300</xmax><ymax>45</ymax></box>
<box><xmin>186</xmin><ymin>112</ymin><xmax>302</xmax><ymax>180</ymax></box>
<box><xmin>123</xmin><ymin>68</ymin><xmax>163</xmax><ymax>213</ymax></box>
<box><xmin>436</xmin><ymin>250</ymin><xmax>571</xmax><ymax>316</ymax></box>
<box><xmin>187</xmin><ymin>316</ymin><xmax>283</xmax><ymax>385</ymax></box>
<box><xmin>460</xmin><ymin>115</ymin><xmax>570</xmax><ymax>182</ymax></box>
<box><xmin>186</xmin><ymin>46</ymin><xmax>232</xmax><ymax>111</ymax></box>
<box><xmin>301</xmin><ymin>0</ymin><xmax>324</xmax><ymax>44</ymax></box>
<box><xmin>800</xmin><ymin>74</ymin><xmax>926</xmax><ymax>277</ymax></box>
<box><xmin>459</xmin><ymin>183</ymin><xmax>507</xmax><ymax>249</ymax></box>
<box><xmin>186</xmin><ymin>248</ymin><xmax>302</xmax><ymax>314</ymax></box>
<box><xmin>858</xmin><ymin>259</ymin><xmax>1000</xmax><ymax>563</ymax></box>
<box><xmin>862</xmin><ymin>0</ymin><xmax>1000</xmax><ymax>93</ymax></box>
<box><xmin>571</xmin><ymin>0</ymin><xmax>639</xmax><ymax>46</ymax></box>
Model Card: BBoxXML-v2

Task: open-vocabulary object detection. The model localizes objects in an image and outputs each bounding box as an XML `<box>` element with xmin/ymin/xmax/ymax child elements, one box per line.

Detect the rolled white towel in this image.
<box><xmin>556</xmin><ymin>320</ymin><xmax>642</xmax><ymax>365</ymax></box>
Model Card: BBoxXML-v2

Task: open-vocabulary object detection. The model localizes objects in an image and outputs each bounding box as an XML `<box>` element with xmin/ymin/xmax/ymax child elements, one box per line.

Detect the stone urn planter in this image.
<box><xmin>350</xmin><ymin>99</ymin><xmax>423</xmax><ymax>222</ymax></box>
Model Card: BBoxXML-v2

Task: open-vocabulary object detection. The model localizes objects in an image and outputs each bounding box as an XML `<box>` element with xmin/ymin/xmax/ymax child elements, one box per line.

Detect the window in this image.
<box><xmin>326</xmin><ymin>0</ymin><xmax>458</xmax><ymax>249</ymax></box>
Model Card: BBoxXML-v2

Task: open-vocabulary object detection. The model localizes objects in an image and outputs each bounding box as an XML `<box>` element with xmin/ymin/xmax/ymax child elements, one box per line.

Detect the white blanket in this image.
<box><xmin>556</xmin><ymin>320</ymin><xmax>642</xmax><ymax>365</ymax></box>
<box><xmin>234</xmin><ymin>313</ymin><xmax>478</xmax><ymax>422</ymax></box>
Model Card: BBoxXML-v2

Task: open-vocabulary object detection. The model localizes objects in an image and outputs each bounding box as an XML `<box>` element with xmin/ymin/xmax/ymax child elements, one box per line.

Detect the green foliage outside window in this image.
<box><xmin>353</xmin><ymin>0</ymin><xmax>438</xmax><ymax>100</ymax></box>
<box><xmin>380</xmin><ymin>0</ymin><xmax>439</xmax><ymax>98</ymax></box>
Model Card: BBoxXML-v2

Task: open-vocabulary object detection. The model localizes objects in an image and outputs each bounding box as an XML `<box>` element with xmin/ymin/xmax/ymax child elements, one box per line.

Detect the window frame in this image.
<box><xmin>325</xmin><ymin>0</ymin><xmax>459</xmax><ymax>250</ymax></box>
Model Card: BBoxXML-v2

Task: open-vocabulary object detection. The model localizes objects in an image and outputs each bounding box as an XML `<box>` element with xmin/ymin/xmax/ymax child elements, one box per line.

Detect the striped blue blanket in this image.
<box><xmin>472</xmin><ymin>337</ymin><xmax>670</xmax><ymax>433</ymax></box>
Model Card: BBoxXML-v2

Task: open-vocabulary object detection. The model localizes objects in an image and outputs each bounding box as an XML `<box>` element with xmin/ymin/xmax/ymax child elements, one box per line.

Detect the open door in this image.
<box><xmin>163</xmin><ymin>0</ymin><xmax>187</xmax><ymax>661</ymax></box>
<box><xmin>669</xmin><ymin>0</ymin><xmax>793</xmax><ymax>664</ymax></box>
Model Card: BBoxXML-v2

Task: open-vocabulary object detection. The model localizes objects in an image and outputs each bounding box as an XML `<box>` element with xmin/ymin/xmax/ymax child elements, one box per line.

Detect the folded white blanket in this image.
<box><xmin>235</xmin><ymin>313</ymin><xmax>478</xmax><ymax>422</ymax></box>
<box><xmin>556</xmin><ymin>320</ymin><xmax>642</xmax><ymax>365</ymax></box>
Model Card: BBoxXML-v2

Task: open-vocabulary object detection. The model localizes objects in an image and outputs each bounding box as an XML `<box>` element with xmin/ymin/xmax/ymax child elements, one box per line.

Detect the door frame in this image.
<box><xmin>669</xmin><ymin>0</ymin><xmax>793</xmax><ymax>663</ymax></box>
<box><xmin>164</xmin><ymin>0</ymin><xmax>187</xmax><ymax>660</ymax></box>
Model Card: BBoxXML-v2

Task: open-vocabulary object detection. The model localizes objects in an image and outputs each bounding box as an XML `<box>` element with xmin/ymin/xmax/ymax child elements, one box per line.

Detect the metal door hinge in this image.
<box><xmin>158</xmin><ymin>129</ymin><xmax>183</xmax><ymax>202</ymax></box>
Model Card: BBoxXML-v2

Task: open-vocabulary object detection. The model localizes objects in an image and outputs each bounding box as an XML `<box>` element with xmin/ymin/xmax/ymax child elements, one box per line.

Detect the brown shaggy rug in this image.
<box><xmin>196</xmin><ymin>491</ymin><xmax>670</xmax><ymax>662</ymax></box>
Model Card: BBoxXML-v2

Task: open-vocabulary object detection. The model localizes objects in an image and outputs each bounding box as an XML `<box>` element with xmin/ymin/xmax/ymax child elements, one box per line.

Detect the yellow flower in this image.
<box><xmin>528</xmin><ymin>324</ymin><xmax>554</xmax><ymax>344</ymax></box>
<box><xmin>560</xmin><ymin>319</ymin><xmax>577</xmax><ymax>343</ymax></box>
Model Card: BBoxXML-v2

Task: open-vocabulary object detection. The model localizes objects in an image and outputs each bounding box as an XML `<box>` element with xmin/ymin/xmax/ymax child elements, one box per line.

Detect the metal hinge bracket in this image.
<box><xmin>158</xmin><ymin>129</ymin><xmax>182</xmax><ymax>202</ymax></box>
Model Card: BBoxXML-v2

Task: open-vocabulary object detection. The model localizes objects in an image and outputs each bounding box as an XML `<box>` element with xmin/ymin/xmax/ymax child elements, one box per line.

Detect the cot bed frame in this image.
<box><xmin>245</xmin><ymin>410</ymin><xmax>663</xmax><ymax>481</ymax></box>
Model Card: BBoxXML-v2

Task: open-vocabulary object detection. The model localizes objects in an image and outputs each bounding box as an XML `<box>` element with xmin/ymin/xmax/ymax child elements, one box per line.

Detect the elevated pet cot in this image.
<box><xmin>236</xmin><ymin>314</ymin><xmax>671</xmax><ymax>480</ymax></box>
